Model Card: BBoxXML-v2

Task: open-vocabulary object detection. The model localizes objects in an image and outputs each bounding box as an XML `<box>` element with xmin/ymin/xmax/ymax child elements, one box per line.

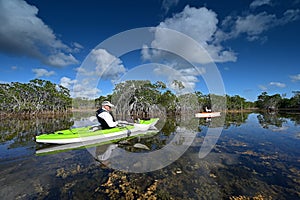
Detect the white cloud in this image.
<box><xmin>73</xmin><ymin>42</ymin><xmax>84</xmax><ymax>49</ymax></box>
<box><xmin>141</xmin><ymin>44</ymin><xmax>152</xmax><ymax>60</ymax></box>
<box><xmin>32</xmin><ymin>68</ymin><xmax>55</xmax><ymax>78</ymax></box>
<box><xmin>250</xmin><ymin>0</ymin><xmax>272</xmax><ymax>9</ymax></box>
<box><xmin>90</xmin><ymin>48</ymin><xmax>126</xmax><ymax>81</ymax></box>
<box><xmin>279</xmin><ymin>9</ymin><xmax>300</xmax><ymax>25</ymax></box>
<box><xmin>147</xmin><ymin>6</ymin><xmax>237</xmax><ymax>64</ymax></box>
<box><xmin>59</xmin><ymin>76</ymin><xmax>100</xmax><ymax>98</ymax></box>
<box><xmin>11</xmin><ymin>66</ymin><xmax>18</xmax><ymax>70</ymax></box>
<box><xmin>290</xmin><ymin>73</ymin><xmax>300</xmax><ymax>82</ymax></box>
<box><xmin>224</xmin><ymin>67</ymin><xmax>230</xmax><ymax>71</ymax></box>
<box><xmin>141</xmin><ymin>6</ymin><xmax>237</xmax><ymax>92</ymax></box>
<box><xmin>72</xmin><ymin>42</ymin><xmax>84</xmax><ymax>53</ymax></box>
<box><xmin>161</xmin><ymin>0</ymin><xmax>179</xmax><ymax>14</ymax></box>
<box><xmin>72</xmin><ymin>83</ymin><xmax>100</xmax><ymax>99</ymax></box>
<box><xmin>258</xmin><ymin>81</ymin><xmax>286</xmax><ymax>92</ymax></box>
<box><xmin>258</xmin><ymin>84</ymin><xmax>268</xmax><ymax>91</ymax></box>
<box><xmin>47</xmin><ymin>53</ymin><xmax>79</xmax><ymax>67</ymax></box>
<box><xmin>235</xmin><ymin>13</ymin><xmax>276</xmax><ymax>36</ymax></box>
<box><xmin>60</xmin><ymin>77</ymin><xmax>77</xmax><ymax>89</ymax></box>
<box><xmin>220</xmin><ymin>9</ymin><xmax>300</xmax><ymax>42</ymax></box>
<box><xmin>269</xmin><ymin>82</ymin><xmax>286</xmax><ymax>88</ymax></box>
<box><xmin>0</xmin><ymin>0</ymin><xmax>80</xmax><ymax>67</ymax></box>
<box><xmin>153</xmin><ymin>65</ymin><xmax>206</xmax><ymax>94</ymax></box>
<box><xmin>71</xmin><ymin>49</ymin><xmax>126</xmax><ymax>98</ymax></box>
<box><xmin>140</xmin><ymin>5</ymin><xmax>300</xmax><ymax>93</ymax></box>
<box><xmin>75</xmin><ymin>49</ymin><xmax>126</xmax><ymax>80</ymax></box>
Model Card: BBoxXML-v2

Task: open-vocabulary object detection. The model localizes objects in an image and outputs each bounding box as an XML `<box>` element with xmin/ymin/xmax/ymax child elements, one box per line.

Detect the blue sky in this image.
<box><xmin>0</xmin><ymin>0</ymin><xmax>300</xmax><ymax>101</ymax></box>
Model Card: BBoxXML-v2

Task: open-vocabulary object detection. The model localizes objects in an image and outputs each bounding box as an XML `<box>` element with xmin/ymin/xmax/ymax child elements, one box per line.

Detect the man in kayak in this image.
<box><xmin>96</xmin><ymin>101</ymin><xmax>118</xmax><ymax>129</ymax></box>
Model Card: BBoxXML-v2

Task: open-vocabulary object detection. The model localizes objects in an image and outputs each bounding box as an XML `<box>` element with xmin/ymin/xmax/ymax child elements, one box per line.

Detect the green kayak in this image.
<box><xmin>36</xmin><ymin>118</ymin><xmax>159</xmax><ymax>144</ymax></box>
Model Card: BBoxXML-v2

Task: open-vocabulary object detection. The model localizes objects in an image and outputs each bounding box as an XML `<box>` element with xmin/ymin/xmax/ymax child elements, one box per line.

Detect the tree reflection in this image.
<box><xmin>0</xmin><ymin>114</ymin><xmax>74</xmax><ymax>149</ymax></box>
<box><xmin>279</xmin><ymin>112</ymin><xmax>300</xmax><ymax>126</ymax></box>
<box><xmin>257</xmin><ymin>112</ymin><xmax>286</xmax><ymax>129</ymax></box>
<box><xmin>223</xmin><ymin>112</ymin><xmax>250</xmax><ymax>128</ymax></box>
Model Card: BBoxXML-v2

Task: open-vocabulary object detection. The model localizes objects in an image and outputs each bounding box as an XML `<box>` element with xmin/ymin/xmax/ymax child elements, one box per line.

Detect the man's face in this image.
<box><xmin>104</xmin><ymin>105</ymin><xmax>111</xmax><ymax>110</ymax></box>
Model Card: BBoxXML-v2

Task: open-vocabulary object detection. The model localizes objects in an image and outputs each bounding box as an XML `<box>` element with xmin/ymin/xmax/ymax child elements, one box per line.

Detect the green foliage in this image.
<box><xmin>226</xmin><ymin>94</ymin><xmax>254</xmax><ymax>110</ymax></box>
<box><xmin>177</xmin><ymin>92</ymin><xmax>199</xmax><ymax>113</ymax></box>
<box><xmin>99</xmin><ymin>80</ymin><xmax>226</xmax><ymax>118</ymax></box>
<box><xmin>195</xmin><ymin>91</ymin><xmax>210</xmax><ymax>108</ymax></box>
<box><xmin>158</xmin><ymin>90</ymin><xmax>177</xmax><ymax>112</ymax></box>
<box><xmin>111</xmin><ymin>80</ymin><xmax>164</xmax><ymax>118</ymax></box>
<box><xmin>290</xmin><ymin>91</ymin><xmax>300</xmax><ymax>108</ymax></box>
<box><xmin>255</xmin><ymin>91</ymin><xmax>300</xmax><ymax>110</ymax></box>
<box><xmin>95</xmin><ymin>80</ymin><xmax>276</xmax><ymax>118</ymax></box>
<box><xmin>5</xmin><ymin>78</ymin><xmax>298</xmax><ymax>116</ymax></box>
<box><xmin>0</xmin><ymin>79</ymin><xmax>71</xmax><ymax>114</ymax></box>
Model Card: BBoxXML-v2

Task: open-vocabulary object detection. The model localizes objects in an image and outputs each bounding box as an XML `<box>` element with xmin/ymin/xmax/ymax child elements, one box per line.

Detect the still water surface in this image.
<box><xmin>0</xmin><ymin>112</ymin><xmax>299</xmax><ymax>199</ymax></box>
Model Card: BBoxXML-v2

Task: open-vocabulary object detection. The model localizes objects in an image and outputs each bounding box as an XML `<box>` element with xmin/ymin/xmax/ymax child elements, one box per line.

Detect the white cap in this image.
<box><xmin>102</xmin><ymin>101</ymin><xmax>114</xmax><ymax>108</ymax></box>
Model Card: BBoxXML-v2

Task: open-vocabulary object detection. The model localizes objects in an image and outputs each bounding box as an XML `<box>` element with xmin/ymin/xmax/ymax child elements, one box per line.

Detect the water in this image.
<box><xmin>0</xmin><ymin>112</ymin><xmax>299</xmax><ymax>199</ymax></box>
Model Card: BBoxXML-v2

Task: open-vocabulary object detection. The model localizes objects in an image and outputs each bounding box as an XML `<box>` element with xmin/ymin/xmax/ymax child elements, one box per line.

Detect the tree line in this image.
<box><xmin>95</xmin><ymin>80</ymin><xmax>245</xmax><ymax>119</ymax></box>
<box><xmin>95</xmin><ymin>80</ymin><xmax>300</xmax><ymax>119</ymax></box>
<box><xmin>255</xmin><ymin>91</ymin><xmax>300</xmax><ymax>111</ymax></box>
<box><xmin>0</xmin><ymin>79</ymin><xmax>72</xmax><ymax>115</ymax></box>
<box><xmin>1</xmin><ymin>79</ymin><xmax>299</xmax><ymax>116</ymax></box>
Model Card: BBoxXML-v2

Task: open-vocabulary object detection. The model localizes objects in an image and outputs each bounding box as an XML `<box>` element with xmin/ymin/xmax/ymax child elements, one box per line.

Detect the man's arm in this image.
<box><xmin>98</xmin><ymin>112</ymin><xmax>118</xmax><ymax>127</ymax></box>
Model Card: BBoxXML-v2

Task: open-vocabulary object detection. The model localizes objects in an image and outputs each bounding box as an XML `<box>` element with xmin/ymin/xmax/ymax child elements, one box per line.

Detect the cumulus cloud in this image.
<box><xmin>141</xmin><ymin>5</ymin><xmax>238</xmax><ymax>91</ymax></box>
<box><xmin>73</xmin><ymin>42</ymin><xmax>84</xmax><ymax>49</ymax></box>
<box><xmin>60</xmin><ymin>77</ymin><xmax>77</xmax><ymax>89</ymax></box>
<box><xmin>72</xmin><ymin>84</ymin><xmax>100</xmax><ymax>99</ymax></box>
<box><xmin>11</xmin><ymin>66</ymin><xmax>18</xmax><ymax>70</ymax></box>
<box><xmin>161</xmin><ymin>0</ymin><xmax>179</xmax><ymax>14</ymax></box>
<box><xmin>236</xmin><ymin>13</ymin><xmax>276</xmax><ymax>35</ymax></box>
<box><xmin>258</xmin><ymin>84</ymin><xmax>268</xmax><ymax>91</ymax></box>
<box><xmin>0</xmin><ymin>0</ymin><xmax>80</xmax><ymax>67</ymax></box>
<box><xmin>250</xmin><ymin>0</ymin><xmax>272</xmax><ymax>9</ymax></box>
<box><xmin>219</xmin><ymin>9</ymin><xmax>300</xmax><ymax>42</ymax></box>
<box><xmin>91</xmin><ymin>49</ymin><xmax>126</xmax><ymax>80</ymax></box>
<box><xmin>72</xmin><ymin>42</ymin><xmax>84</xmax><ymax>53</ymax></box>
<box><xmin>290</xmin><ymin>73</ymin><xmax>300</xmax><ymax>82</ymax></box>
<box><xmin>76</xmin><ymin>49</ymin><xmax>126</xmax><ymax>80</ymax></box>
<box><xmin>71</xmin><ymin>48</ymin><xmax>126</xmax><ymax>98</ymax></box>
<box><xmin>47</xmin><ymin>53</ymin><xmax>79</xmax><ymax>67</ymax></box>
<box><xmin>59</xmin><ymin>76</ymin><xmax>100</xmax><ymax>98</ymax></box>
<box><xmin>32</xmin><ymin>68</ymin><xmax>55</xmax><ymax>78</ymax></box>
<box><xmin>258</xmin><ymin>81</ymin><xmax>286</xmax><ymax>92</ymax></box>
<box><xmin>153</xmin><ymin>64</ymin><xmax>206</xmax><ymax>94</ymax></box>
<box><xmin>279</xmin><ymin>9</ymin><xmax>300</xmax><ymax>24</ymax></box>
<box><xmin>147</xmin><ymin>6</ymin><xmax>237</xmax><ymax>64</ymax></box>
<box><xmin>141</xmin><ymin>4</ymin><xmax>300</xmax><ymax>92</ymax></box>
<box><xmin>141</xmin><ymin>6</ymin><xmax>237</xmax><ymax>92</ymax></box>
<box><xmin>269</xmin><ymin>81</ymin><xmax>286</xmax><ymax>88</ymax></box>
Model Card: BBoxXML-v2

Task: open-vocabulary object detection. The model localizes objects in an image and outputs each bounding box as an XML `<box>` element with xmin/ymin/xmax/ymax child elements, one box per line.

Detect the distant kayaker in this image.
<box><xmin>96</xmin><ymin>101</ymin><xmax>118</xmax><ymax>129</ymax></box>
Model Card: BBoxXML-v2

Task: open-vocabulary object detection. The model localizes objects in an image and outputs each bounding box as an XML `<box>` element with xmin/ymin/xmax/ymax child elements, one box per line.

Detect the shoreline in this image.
<box><xmin>0</xmin><ymin>111</ymin><xmax>73</xmax><ymax>119</ymax></box>
<box><xmin>1</xmin><ymin>108</ymin><xmax>299</xmax><ymax>119</ymax></box>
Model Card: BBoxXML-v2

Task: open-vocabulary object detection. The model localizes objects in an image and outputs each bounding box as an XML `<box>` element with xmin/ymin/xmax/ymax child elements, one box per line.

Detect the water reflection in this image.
<box><xmin>257</xmin><ymin>112</ymin><xmax>287</xmax><ymax>129</ymax></box>
<box><xmin>224</xmin><ymin>112</ymin><xmax>250</xmax><ymax>128</ymax></box>
<box><xmin>86</xmin><ymin>116</ymin><xmax>200</xmax><ymax>173</ymax></box>
<box><xmin>0</xmin><ymin>112</ymin><xmax>300</xmax><ymax>199</ymax></box>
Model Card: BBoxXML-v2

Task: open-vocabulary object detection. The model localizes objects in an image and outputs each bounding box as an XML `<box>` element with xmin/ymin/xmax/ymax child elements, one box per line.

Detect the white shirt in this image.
<box><xmin>98</xmin><ymin>108</ymin><xmax>118</xmax><ymax>128</ymax></box>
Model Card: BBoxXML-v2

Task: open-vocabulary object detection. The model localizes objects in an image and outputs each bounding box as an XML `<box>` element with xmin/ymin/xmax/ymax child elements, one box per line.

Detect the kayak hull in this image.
<box><xmin>36</xmin><ymin>118</ymin><xmax>159</xmax><ymax>144</ymax></box>
<box><xmin>36</xmin><ymin>129</ymin><xmax>158</xmax><ymax>155</ymax></box>
<box><xmin>195</xmin><ymin>112</ymin><xmax>221</xmax><ymax>118</ymax></box>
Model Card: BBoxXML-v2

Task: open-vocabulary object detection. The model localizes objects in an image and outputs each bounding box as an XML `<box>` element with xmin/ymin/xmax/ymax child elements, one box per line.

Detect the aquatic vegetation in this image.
<box><xmin>98</xmin><ymin>171</ymin><xmax>159</xmax><ymax>199</ymax></box>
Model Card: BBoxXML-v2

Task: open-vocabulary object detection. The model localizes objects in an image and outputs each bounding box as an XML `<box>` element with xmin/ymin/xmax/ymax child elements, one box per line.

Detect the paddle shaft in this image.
<box><xmin>118</xmin><ymin>121</ymin><xmax>135</xmax><ymax>126</ymax></box>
